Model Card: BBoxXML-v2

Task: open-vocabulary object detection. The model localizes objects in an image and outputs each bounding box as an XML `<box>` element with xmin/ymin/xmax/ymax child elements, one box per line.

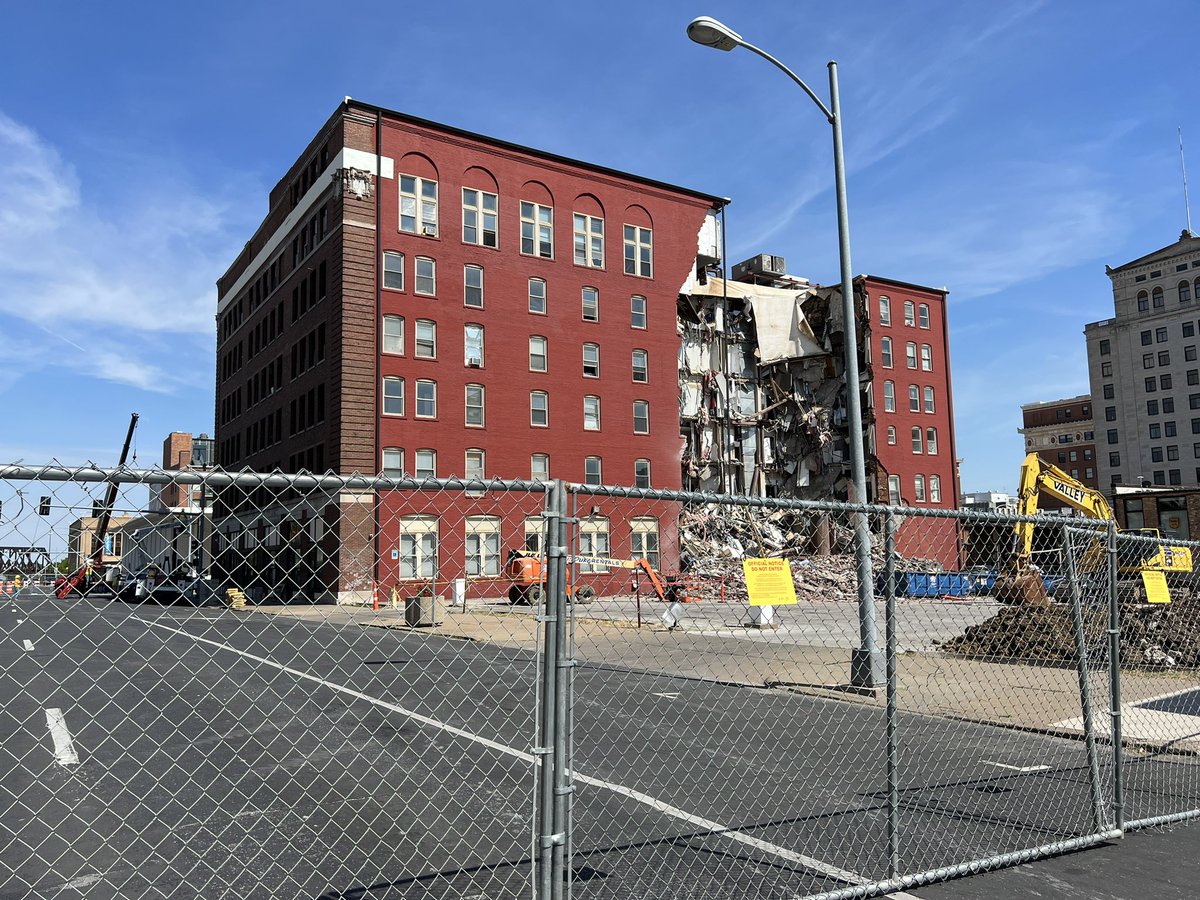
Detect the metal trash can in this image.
<box><xmin>405</xmin><ymin>592</ymin><xmax>443</xmax><ymax>627</ymax></box>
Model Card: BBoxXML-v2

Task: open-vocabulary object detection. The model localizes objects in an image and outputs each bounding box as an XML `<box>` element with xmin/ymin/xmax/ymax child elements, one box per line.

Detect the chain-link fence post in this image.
<box><xmin>551</xmin><ymin>480</ymin><xmax>572</xmax><ymax>900</ymax></box>
<box><xmin>1106</xmin><ymin>519</ymin><xmax>1125</xmax><ymax>832</ymax></box>
<box><xmin>883</xmin><ymin>509</ymin><xmax>900</xmax><ymax>877</ymax></box>
<box><xmin>1061</xmin><ymin>524</ymin><xmax>1107</xmax><ymax>833</ymax></box>
<box><xmin>536</xmin><ymin>480</ymin><xmax>565</xmax><ymax>898</ymax></box>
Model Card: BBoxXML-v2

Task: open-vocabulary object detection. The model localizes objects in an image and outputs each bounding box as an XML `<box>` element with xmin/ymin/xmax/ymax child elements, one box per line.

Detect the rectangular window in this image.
<box><xmin>1147</xmin><ymin>400</ymin><xmax>1159</xmax><ymax>416</ymax></box>
<box><xmin>904</xmin><ymin>301</ymin><xmax>915</xmax><ymax>327</ymax></box>
<box><xmin>584</xmin><ymin>395</ymin><xmax>601</xmax><ymax>430</ymax></box>
<box><xmin>382</xmin><ymin>448</ymin><xmax>403</xmax><ymax>477</ymax></box>
<box><xmin>1150</xmin><ymin>423</ymin><xmax>1162</xmax><ymax>439</ymax></box>
<box><xmin>911</xmin><ymin>426</ymin><xmax>923</xmax><ymax>453</ymax></box>
<box><xmin>1102</xmin><ymin>362</ymin><xmax>1113</xmax><ymax>377</ymax></box>
<box><xmin>1110</xmin><ymin>452</ymin><xmax>1121</xmax><ymax>466</ymax></box>
<box><xmin>914</xmin><ymin>474</ymin><xmax>926</xmax><ymax>503</ymax></box>
<box><xmin>1142</xmin><ymin>330</ymin><xmax>1153</xmax><ymax>346</ymax></box>
<box><xmin>926</xmin><ymin>427</ymin><xmax>938</xmax><ymax>455</ymax></box>
<box><xmin>634</xmin><ymin>458</ymin><xmax>651</xmax><ymax>488</ymax></box>
<box><xmin>415</xmin><ymin>319</ymin><xmax>436</xmax><ymax>358</ymax></box>
<box><xmin>1099</xmin><ymin>339</ymin><xmax>1111</xmax><ymax>355</ymax></box>
<box><xmin>399</xmin><ymin>175</ymin><xmax>438</xmax><ymax>236</ymax></box>
<box><xmin>1152</xmin><ymin>447</ymin><xmax>1163</xmax><ymax>463</ymax></box>
<box><xmin>529</xmin><ymin>336</ymin><xmax>547</xmax><ymax>372</ymax></box>
<box><xmin>1169</xmin><ymin>445</ymin><xmax>1180</xmax><ymax>461</ymax></box>
<box><xmin>632</xmin><ymin>348</ymin><xmax>648</xmax><ymax>382</ymax></box>
<box><xmin>465</xmin><ymin>383</ymin><xmax>485</xmax><ymax>426</ymax></box>
<box><xmin>924</xmin><ymin>386</ymin><xmax>935</xmax><ymax>413</ymax></box>
<box><xmin>623</xmin><ymin>225</ymin><xmax>652</xmax><ymax>277</ymax></box>
<box><xmin>1157</xmin><ymin>327</ymin><xmax>1169</xmax><ymax>342</ymax></box>
<box><xmin>584</xmin><ymin>457</ymin><xmax>602</xmax><ymax>487</ymax></box>
<box><xmin>887</xmin><ymin>474</ymin><xmax>901</xmax><ymax>505</ymax></box>
<box><xmin>906</xmin><ymin>342</ymin><xmax>918</xmax><ymax>369</ymax></box>
<box><xmin>878</xmin><ymin>297</ymin><xmax>891</xmax><ymax>325</ymax></box>
<box><xmin>383</xmin><ymin>376</ymin><xmax>404</xmax><ymax>416</ymax></box>
<box><xmin>631</xmin><ymin>517</ymin><xmax>660</xmax><ymax>568</ymax></box>
<box><xmin>583</xmin><ymin>343</ymin><xmax>600</xmax><ymax>377</ymax></box>
<box><xmin>1163</xmin><ymin>374</ymin><xmax>1174</xmax><ymax>389</ymax></box>
<box><xmin>465</xmin><ymin>516</ymin><xmax>501</xmax><ymax>576</ymax></box>
<box><xmin>464</xmin><ymin>324</ymin><xmax>484</xmax><ymax>367</ymax></box>
<box><xmin>464</xmin><ymin>450</ymin><xmax>486</xmax><ymax>497</ymax></box>
<box><xmin>415</xmin><ymin>257</ymin><xmax>436</xmax><ymax>295</ymax></box>
<box><xmin>1160</xmin><ymin>350</ymin><xmax>1171</xmax><ymax>366</ymax></box>
<box><xmin>398</xmin><ymin>515</ymin><xmax>438</xmax><ymax>579</ymax></box>
<box><xmin>464</xmin><ymin>265</ymin><xmax>484</xmax><ymax>308</ymax></box>
<box><xmin>1103</xmin><ymin>383</ymin><xmax>1115</xmax><ymax>399</ymax></box>
<box><xmin>414</xmin><ymin>450</ymin><xmax>437</xmax><ymax>480</ymax></box>
<box><xmin>1191</xmin><ymin>370</ymin><xmax>1200</xmax><ymax>386</ymax></box>
<box><xmin>1189</xmin><ymin>346</ymin><xmax>1198</xmax><ymax>362</ymax></box>
<box><xmin>383</xmin><ymin>251</ymin><xmax>404</xmax><ymax>290</ymax></box>
<box><xmin>1167</xmin><ymin>421</ymin><xmax>1178</xmax><ymax>437</ymax></box>
<box><xmin>1187</xmin><ymin>322</ymin><xmax>1197</xmax><ymax>337</ymax></box>
<box><xmin>1107</xmin><ymin>429</ymin><xmax>1118</xmax><ymax>444</ymax></box>
<box><xmin>383</xmin><ymin>315</ymin><xmax>404</xmax><ymax>355</ymax></box>
<box><xmin>909</xmin><ymin>385</ymin><xmax>920</xmax><ymax>412</ymax></box>
<box><xmin>415</xmin><ymin>380</ymin><xmax>437</xmax><ymax>418</ymax></box>
<box><xmin>582</xmin><ymin>287</ymin><xmax>599</xmax><ymax>321</ymax></box>
<box><xmin>919</xmin><ymin>304</ymin><xmax>930</xmax><ymax>329</ymax></box>
<box><xmin>574</xmin><ymin>214</ymin><xmax>604</xmax><ymax>267</ymax></box>
<box><xmin>1146</xmin><ymin>377</ymin><xmax>1157</xmax><ymax>392</ymax></box>
<box><xmin>1171</xmin><ymin>469</ymin><xmax>1182</xmax><ymax>485</ymax></box>
<box><xmin>578</xmin><ymin>515</ymin><xmax>609</xmax><ymax>570</ymax></box>
<box><xmin>881</xmin><ymin>337</ymin><xmax>893</xmax><ymax>368</ymax></box>
<box><xmin>520</xmin><ymin>201</ymin><xmax>554</xmax><ymax>258</ymax></box>
<box><xmin>929</xmin><ymin>475</ymin><xmax>941</xmax><ymax>503</ymax></box>
<box><xmin>1165</xmin><ymin>398</ymin><xmax>1176</xmax><ymax>413</ymax></box>
<box><xmin>462</xmin><ymin>188</ymin><xmax>498</xmax><ymax>247</ymax></box>
<box><xmin>633</xmin><ymin>400</ymin><xmax>649</xmax><ymax>434</ymax></box>
<box><xmin>531</xmin><ymin>391</ymin><xmax>548</xmax><ymax>426</ymax></box>
<box><xmin>531</xmin><ymin>453</ymin><xmax>549</xmax><ymax>482</ymax></box>
<box><xmin>883</xmin><ymin>380</ymin><xmax>895</xmax><ymax>412</ymax></box>
<box><xmin>1144</xmin><ymin>353</ymin><xmax>1155</xmax><ymax>369</ymax></box>
<box><xmin>528</xmin><ymin>278</ymin><xmax>547</xmax><ymax>314</ymax></box>
<box><xmin>920</xmin><ymin>344</ymin><xmax>932</xmax><ymax>371</ymax></box>
<box><xmin>631</xmin><ymin>295</ymin><xmax>647</xmax><ymax>329</ymax></box>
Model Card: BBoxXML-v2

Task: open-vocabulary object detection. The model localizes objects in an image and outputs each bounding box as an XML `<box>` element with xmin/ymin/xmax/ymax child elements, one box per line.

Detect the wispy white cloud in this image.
<box><xmin>0</xmin><ymin>111</ymin><xmax>246</xmax><ymax>396</ymax></box>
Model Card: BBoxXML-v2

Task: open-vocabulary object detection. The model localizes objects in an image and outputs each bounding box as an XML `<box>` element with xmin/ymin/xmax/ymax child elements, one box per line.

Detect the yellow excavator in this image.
<box><xmin>994</xmin><ymin>453</ymin><xmax>1192</xmax><ymax>604</ymax></box>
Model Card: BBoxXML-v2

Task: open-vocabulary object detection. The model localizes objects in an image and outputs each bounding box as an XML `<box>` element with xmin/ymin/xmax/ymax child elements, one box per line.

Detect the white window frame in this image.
<box><xmin>634</xmin><ymin>458</ymin><xmax>651</xmax><ymax>488</ymax></box>
<box><xmin>465</xmin><ymin>383</ymin><xmax>485</xmax><ymax>427</ymax></box>
<box><xmin>920</xmin><ymin>344</ymin><xmax>932</xmax><ymax>371</ymax></box>
<box><xmin>924</xmin><ymin>386</ymin><xmax>935</xmax><ymax>413</ymax></box>
<box><xmin>414</xmin><ymin>449</ymin><xmax>437</xmax><ymax>480</ymax></box>
<box><xmin>464</xmin><ymin>265</ymin><xmax>484</xmax><ymax>308</ymax></box>
<box><xmin>582</xmin><ymin>286</ymin><xmax>599</xmax><ymax>322</ymax></box>
<box><xmin>528</xmin><ymin>277</ymin><xmax>547</xmax><ymax>314</ymax></box>
<box><xmin>633</xmin><ymin>399</ymin><xmax>649</xmax><ymax>434</ymax></box>
<box><xmin>630</xmin><ymin>517</ymin><xmax>659</xmax><ymax>568</ymax></box>
<box><xmin>583</xmin><ymin>457</ymin><xmax>603</xmax><ymax>488</ymax></box>
<box><xmin>382</xmin><ymin>447</ymin><xmax>404</xmax><ymax>477</ymax></box>
<box><xmin>631</xmin><ymin>295</ymin><xmax>647</xmax><ymax>329</ymax></box>
<box><xmin>465</xmin><ymin>450</ymin><xmax>486</xmax><ymax>498</ymax></box>
<box><xmin>531</xmin><ymin>453</ymin><xmax>549</xmax><ymax>482</ymax></box>
<box><xmin>888</xmin><ymin>474</ymin><xmax>901</xmax><ymax>505</ymax></box>
<box><xmin>632</xmin><ymin>348</ymin><xmax>648</xmax><ymax>383</ymax></box>
<box><xmin>520</xmin><ymin>201</ymin><xmax>553</xmax><ymax>258</ymax></box>
<box><xmin>914</xmin><ymin>474</ymin><xmax>926</xmax><ymax>503</ymax></box>
<box><xmin>383</xmin><ymin>250</ymin><xmax>404</xmax><ymax>290</ymax></box>
<box><xmin>383</xmin><ymin>376</ymin><xmax>404</xmax><ymax>416</ymax></box>
<box><xmin>906</xmin><ymin>341</ymin><xmax>918</xmax><ymax>369</ymax></box>
<box><xmin>883</xmin><ymin>380</ymin><xmax>895</xmax><ymax>412</ymax></box>
<box><xmin>623</xmin><ymin>224</ymin><xmax>652</xmax><ymax>277</ymax></box>
<box><xmin>415</xmin><ymin>379</ymin><xmax>437</xmax><ymax>419</ymax></box>
<box><xmin>904</xmin><ymin>300</ymin><xmax>915</xmax><ymax>327</ymax></box>
<box><xmin>878</xmin><ymin>296</ymin><xmax>891</xmax><ymax>325</ymax></box>
<box><xmin>919</xmin><ymin>303</ymin><xmax>930</xmax><ymax>329</ymax></box>
<box><xmin>929</xmin><ymin>474</ymin><xmax>941</xmax><ymax>503</ymax></box>
<box><xmin>462</xmin><ymin>188</ymin><xmax>498</xmax><ymax>247</ymax></box>
<box><xmin>398</xmin><ymin>515</ymin><xmax>438</xmax><ymax>579</ymax></box>
<box><xmin>577</xmin><ymin>514</ymin><xmax>609</xmax><ymax>571</ymax></box>
<box><xmin>464</xmin><ymin>324</ymin><xmax>484</xmax><ymax>367</ymax></box>
<box><xmin>926</xmin><ymin>427</ymin><xmax>938</xmax><ymax>455</ymax></box>
<box><xmin>573</xmin><ymin>213</ymin><xmax>604</xmax><ymax>268</ymax></box>
<box><xmin>531</xmin><ymin>391</ymin><xmax>548</xmax><ymax>427</ymax></box>
<box><xmin>887</xmin><ymin>425</ymin><xmax>896</xmax><ymax>445</ymax></box>
<box><xmin>524</xmin><ymin>515</ymin><xmax>544</xmax><ymax>553</ymax></box>
<box><xmin>465</xmin><ymin>515</ymin><xmax>501</xmax><ymax>576</ymax></box>
<box><xmin>909</xmin><ymin>385</ymin><xmax>920</xmax><ymax>412</ymax></box>
<box><xmin>584</xmin><ymin>395</ymin><xmax>601</xmax><ymax>431</ymax></box>
<box><xmin>383</xmin><ymin>315</ymin><xmax>404</xmax><ymax>355</ymax></box>
<box><xmin>399</xmin><ymin>175</ymin><xmax>438</xmax><ymax>236</ymax></box>
<box><xmin>881</xmin><ymin>337</ymin><xmax>893</xmax><ymax>368</ymax></box>
<box><xmin>583</xmin><ymin>343</ymin><xmax>600</xmax><ymax>378</ymax></box>
<box><xmin>911</xmin><ymin>426</ymin><xmax>923</xmax><ymax>453</ymax></box>
<box><xmin>415</xmin><ymin>319</ymin><xmax>436</xmax><ymax>358</ymax></box>
<box><xmin>529</xmin><ymin>335</ymin><xmax>547</xmax><ymax>372</ymax></box>
<box><xmin>415</xmin><ymin>257</ymin><xmax>436</xmax><ymax>296</ymax></box>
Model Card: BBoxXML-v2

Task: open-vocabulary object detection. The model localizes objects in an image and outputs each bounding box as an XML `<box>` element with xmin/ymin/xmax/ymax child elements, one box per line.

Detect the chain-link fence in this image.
<box><xmin>3</xmin><ymin>466</ymin><xmax>1200</xmax><ymax>899</ymax></box>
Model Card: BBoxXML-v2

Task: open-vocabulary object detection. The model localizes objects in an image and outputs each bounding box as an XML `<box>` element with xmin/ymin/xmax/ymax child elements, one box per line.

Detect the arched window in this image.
<box><xmin>1138</xmin><ymin>290</ymin><xmax>1150</xmax><ymax>312</ymax></box>
<box><xmin>878</xmin><ymin>296</ymin><xmax>891</xmax><ymax>325</ymax></box>
<box><xmin>929</xmin><ymin>475</ymin><xmax>942</xmax><ymax>503</ymax></box>
<box><xmin>914</xmin><ymin>474</ymin><xmax>927</xmax><ymax>502</ymax></box>
<box><xmin>904</xmin><ymin>301</ymin><xmax>915</xmax><ymax>326</ymax></box>
<box><xmin>909</xmin><ymin>385</ymin><xmax>920</xmax><ymax>411</ymax></box>
<box><xmin>911</xmin><ymin>426</ymin><xmax>923</xmax><ymax>453</ymax></box>
<box><xmin>880</xmin><ymin>337</ymin><xmax>893</xmax><ymax>368</ymax></box>
<box><xmin>1153</xmin><ymin>286</ymin><xmax>1165</xmax><ymax>308</ymax></box>
<box><xmin>887</xmin><ymin>425</ymin><xmax>896</xmax><ymax>444</ymax></box>
<box><xmin>883</xmin><ymin>380</ymin><xmax>895</xmax><ymax>411</ymax></box>
<box><xmin>926</xmin><ymin>427</ymin><xmax>938</xmax><ymax>454</ymax></box>
<box><xmin>1180</xmin><ymin>280</ymin><xmax>1192</xmax><ymax>304</ymax></box>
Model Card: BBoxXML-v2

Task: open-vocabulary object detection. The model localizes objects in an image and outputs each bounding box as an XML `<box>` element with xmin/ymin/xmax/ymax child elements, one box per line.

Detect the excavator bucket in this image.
<box><xmin>992</xmin><ymin>570</ymin><xmax>1051</xmax><ymax>606</ymax></box>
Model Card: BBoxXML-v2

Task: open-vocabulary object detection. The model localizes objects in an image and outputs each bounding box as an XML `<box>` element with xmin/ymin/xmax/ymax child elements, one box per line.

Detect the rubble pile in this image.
<box><xmin>677</xmin><ymin>505</ymin><xmax>892</xmax><ymax>605</ymax></box>
<box><xmin>942</xmin><ymin>597</ymin><xmax>1200</xmax><ymax>668</ymax></box>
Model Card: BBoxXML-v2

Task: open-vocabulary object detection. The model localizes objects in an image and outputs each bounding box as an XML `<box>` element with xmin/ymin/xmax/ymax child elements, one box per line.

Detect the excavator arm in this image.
<box><xmin>1012</xmin><ymin>452</ymin><xmax>1114</xmax><ymax>563</ymax></box>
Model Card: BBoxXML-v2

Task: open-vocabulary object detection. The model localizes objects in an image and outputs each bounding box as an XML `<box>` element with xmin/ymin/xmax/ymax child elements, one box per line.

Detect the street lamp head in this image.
<box><xmin>686</xmin><ymin>16</ymin><xmax>742</xmax><ymax>52</ymax></box>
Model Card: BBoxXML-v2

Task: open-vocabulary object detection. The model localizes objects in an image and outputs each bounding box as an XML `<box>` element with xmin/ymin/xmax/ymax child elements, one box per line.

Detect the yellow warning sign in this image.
<box><xmin>742</xmin><ymin>558</ymin><xmax>798</xmax><ymax>607</ymax></box>
<box><xmin>1142</xmin><ymin>570</ymin><xmax>1172</xmax><ymax>604</ymax></box>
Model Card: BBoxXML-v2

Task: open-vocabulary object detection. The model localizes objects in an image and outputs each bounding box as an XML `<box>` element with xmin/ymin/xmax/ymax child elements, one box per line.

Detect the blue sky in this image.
<box><xmin>1</xmin><ymin>0</ymin><xmax>1197</xmax><ymax>493</ymax></box>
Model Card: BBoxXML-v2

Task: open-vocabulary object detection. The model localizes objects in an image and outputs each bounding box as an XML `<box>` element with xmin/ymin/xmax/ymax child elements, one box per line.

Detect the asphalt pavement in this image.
<box><xmin>3</xmin><ymin>587</ymin><xmax>1200</xmax><ymax>899</ymax></box>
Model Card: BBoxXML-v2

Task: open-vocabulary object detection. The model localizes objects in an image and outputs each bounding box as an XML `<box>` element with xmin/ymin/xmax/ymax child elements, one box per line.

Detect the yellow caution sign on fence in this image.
<box><xmin>742</xmin><ymin>558</ymin><xmax>797</xmax><ymax>607</ymax></box>
<box><xmin>1142</xmin><ymin>570</ymin><xmax>1172</xmax><ymax>604</ymax></box>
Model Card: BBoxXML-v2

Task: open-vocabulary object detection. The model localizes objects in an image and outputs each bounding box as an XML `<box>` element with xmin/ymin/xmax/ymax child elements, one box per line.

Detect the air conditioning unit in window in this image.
<box><xmin>467</xmin><ymin>360</ymin><xmax>482</xmax><ymax>368</ymax></box>
<box><xmin>422</xmin><ymin>225</ymin><xmax>437</xmax><ymax>237</ymax></box>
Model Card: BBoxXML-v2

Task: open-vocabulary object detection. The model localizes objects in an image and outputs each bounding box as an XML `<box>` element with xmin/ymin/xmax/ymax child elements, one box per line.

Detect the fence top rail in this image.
<box><xmin>0</xmin><ymin>464</ymin><xmax>549</xmax><ymax>495</ymax></box>
<box><xmin>568</xmin><ymin>481</ymin><xmax>1110</xmax><ymax>528</ymax></box>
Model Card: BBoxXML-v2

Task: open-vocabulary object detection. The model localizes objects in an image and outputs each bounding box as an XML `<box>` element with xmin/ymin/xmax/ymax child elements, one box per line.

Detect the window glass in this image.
<box><xmin>633</xmin><ymin>400</ymin><xmax>649</xmax><ymax>433</ymax></box>
<box><xmin>383</xmin><ymin>251</ymin><xmax>404</xmax><ymax>290</ymax></box>
<box><xmin>573</xmin><ymin>214</ymin><xmax>604</xmax><ymax>267</ymax></box>
<box><xmin>383</xmin><ymin>377</ymin><xmax>404</xmax><ymax>415</ymax></box>
<box><xmin>399</xmin><ymin>175</ymin><xmax>438</xmax><ymax>235</ymax></box>
<box><xmin>631</xmin><ymin>295</ymin><xmax>647</xmax><ymax>328</ymax></box>
<box><xmin>528</xmin><ymin>278</ymin><xmax>547</xmax><ymax>314</ymax></box>
<box><xmin>520</xmin><ymin>201</ymin><xmax>554</xmax><ymax>258</ymax></box>
<box><xmin>623</xmin><ymin>225</ymin><xmax>652</xmax><ymax>277</ymax></box>
<box><xmin>529</xmin><ymin>336</ymin><xmax>547</xmax><ymax>371</ymax></box>
<box><xmin>383</xmin><ymin>315</ymin><xmax>404</xmax><ymax>354</ymax></box>
<box><xmin>464</xmin><ymin>265</ymin><xmax>484</xmax><ymax>308</ymax></box>
<box><xmin>462</xmin><ymin>189</ymin><xmax>498</xmax><ymax>247</ymax></box>
<box><xmin>465</xmin><ymin>384</ymin><xmax>484</xmax><ymax>426</ymax></box>
<box><xmin>464</xmin><ymin>324</ymin><xmax>484</xmax><ymax>366</ymax></box>
<box><xmin>632</xmin><ymin>349</ymin><xmax>648</xmax><ymax>382</ymax></box>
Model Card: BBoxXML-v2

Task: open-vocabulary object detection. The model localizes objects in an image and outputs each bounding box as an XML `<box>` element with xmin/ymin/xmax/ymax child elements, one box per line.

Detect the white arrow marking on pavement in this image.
<box><xmin>983</xmin><ymin>760</ymin><xmax>1050</xmax><ymax>773</ymax></box>
<box><xmin>22</xmin><ymin>639</ymin><xmax>34</xmax><ymax>652</ymax></box>
<box><xmin>45</xmin><ymin>708</ymin><xmax>80</xmax><ymax>766</ymax></box>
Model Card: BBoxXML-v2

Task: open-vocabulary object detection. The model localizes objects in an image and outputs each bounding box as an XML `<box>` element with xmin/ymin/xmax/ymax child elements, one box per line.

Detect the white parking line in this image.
<box><xmin>983</xmin><ymin>761</ymin><xmax>1050</xmax><ymax>773</ymax></box>
<box><xmin>651</xmin><ymin>691</ymin><xmax>681</xmax><ymax>699</ymax></box>
<box><xmin>23</xmin><ymin>639</ymin><xmax>34</xmax><ymax>652</ymax></box>
<box><xmin>45</xmin><ymin>708</ymin><xmax>80</xmax><ymax>766</ymax></box>
<box><xmin>134</xmin><ymin>615</ymin><xmax>920</xmax><ymax>896</ymax></box>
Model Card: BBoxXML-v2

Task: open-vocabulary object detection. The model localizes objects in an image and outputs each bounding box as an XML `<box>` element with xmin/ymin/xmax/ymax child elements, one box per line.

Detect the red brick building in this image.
<box><xmin>863</xmin><ymin>276</ymin><xmax>960</xmax><ymax>565</ymax></box>
<box><xmin>214</xmin><ymin>100</ymin><xmax>724</xmax><ymax>602</ymax></box>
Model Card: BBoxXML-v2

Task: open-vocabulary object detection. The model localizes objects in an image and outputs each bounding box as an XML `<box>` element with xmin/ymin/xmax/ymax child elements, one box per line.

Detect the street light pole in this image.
<box><xmin>687</xmin><ymin>16</ymin><xmax>882</xmax><ymax>686</ymax></box>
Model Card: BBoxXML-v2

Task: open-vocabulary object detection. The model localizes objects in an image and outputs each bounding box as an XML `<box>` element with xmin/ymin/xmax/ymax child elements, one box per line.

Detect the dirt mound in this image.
<box><xmin>942</xmin><ymin>597</ymin><xmax>1200</xmax><ymax>668</ymax></box>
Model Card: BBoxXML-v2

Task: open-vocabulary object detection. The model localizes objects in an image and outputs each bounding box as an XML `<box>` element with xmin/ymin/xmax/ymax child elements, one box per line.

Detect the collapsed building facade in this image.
<box><xmin>679</xmin><ymin>257</ymin><xmax>961</xmax><ymax>567</ymax></box>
